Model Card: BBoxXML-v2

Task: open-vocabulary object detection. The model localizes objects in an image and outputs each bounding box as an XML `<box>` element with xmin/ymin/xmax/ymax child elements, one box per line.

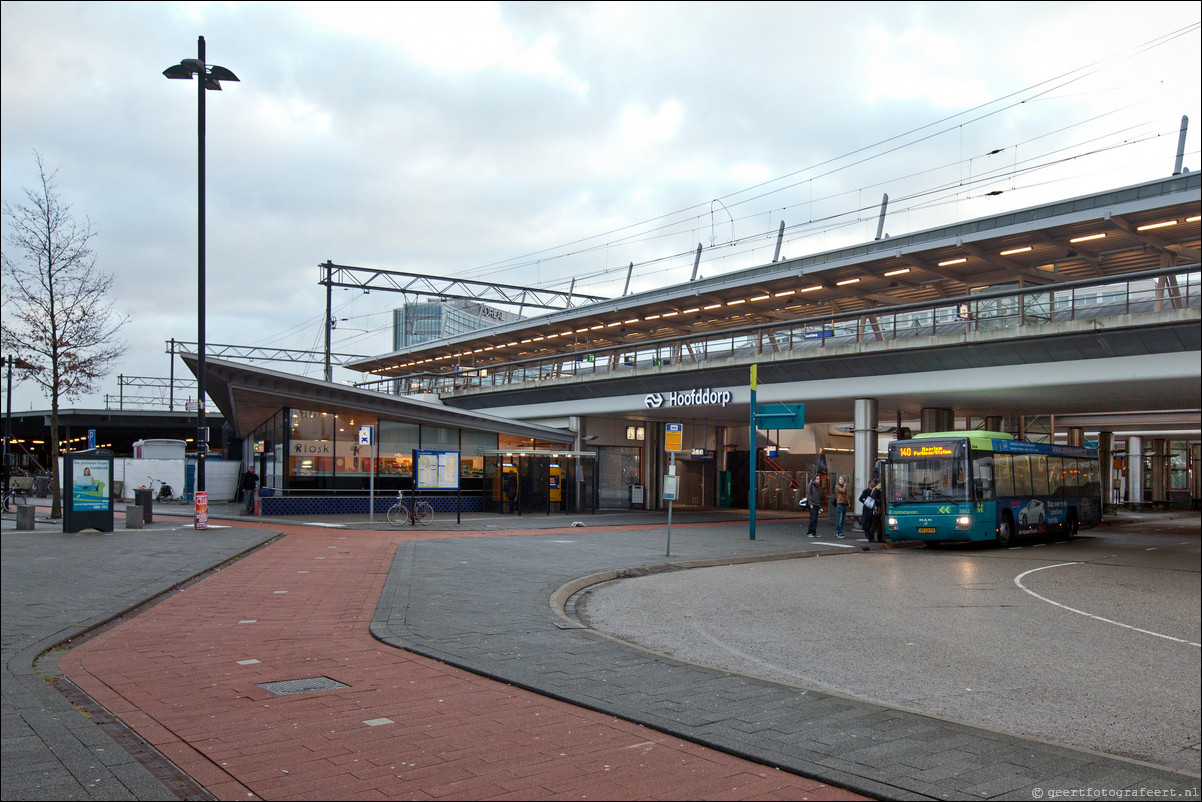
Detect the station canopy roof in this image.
<box><xmin>348</xmin><ymin>173</ymin><xmax>1200</xmax><ymax>382</ymax></box>
<box><xmin>180</xmin><ymin>353</ymin><xmax>576</xmax><ymax>443</ymax></box>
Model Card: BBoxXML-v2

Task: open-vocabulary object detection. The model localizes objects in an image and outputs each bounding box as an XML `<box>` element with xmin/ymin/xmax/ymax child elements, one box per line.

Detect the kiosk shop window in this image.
<box><xmin>459</xmin><ymin>429</ymin><xmax>495</xmax><ymax>478</ymax></box>
<box><xmin>379</xmin><ymin>421</ymin><xmax>419</xmax><ymax>477</ymax></box>
<box><xmin>598</xmin><ymin>446</ymin><xmax>641</xmax><ymax>509</ymax></box>
<box><xmin>289</xmin><ymin>410</ymin><xmax>337</xmax><ymax>477</ymax></box>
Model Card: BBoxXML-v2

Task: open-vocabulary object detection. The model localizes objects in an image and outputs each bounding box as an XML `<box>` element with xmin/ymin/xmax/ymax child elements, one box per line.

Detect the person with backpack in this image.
<box><xmin>859</xmin><ymin>478</ymin><xmax>881</xmax><ymax>542</ymax></box>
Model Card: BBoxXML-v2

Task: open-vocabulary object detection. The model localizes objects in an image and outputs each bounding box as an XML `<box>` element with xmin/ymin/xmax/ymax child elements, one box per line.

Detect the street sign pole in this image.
<box><xmin>664</xmin><ymin>423</ymin><xmax>683</xmax><ymax>555</ymax></box>
<box><xmin>666</xmin><ymin>451</ymin><xmax>675</xmax><ymax>556</ymax></box>
<box><xmin>360</xmin><ymin>425</ymin><xmax>376</xmax><ymax>523</ymax></box>
<box><xmin>749</xmin><ymin>365</ymin><xmax>757</xmax><ymax>540</ymax></box>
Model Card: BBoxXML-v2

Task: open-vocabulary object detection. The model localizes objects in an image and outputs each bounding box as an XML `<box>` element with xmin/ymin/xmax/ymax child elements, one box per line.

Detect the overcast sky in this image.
<box><xmin>2</xmin><ymin>1</ymin><xmax>1199</xmax><ymax>413</ymax></box>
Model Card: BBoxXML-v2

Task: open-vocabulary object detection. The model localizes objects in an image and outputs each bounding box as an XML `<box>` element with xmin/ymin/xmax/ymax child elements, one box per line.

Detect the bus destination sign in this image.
<box><xmin>895</xmin><ymin>443</ymin><xmax>956</xmax><ymax>458</ymax></box>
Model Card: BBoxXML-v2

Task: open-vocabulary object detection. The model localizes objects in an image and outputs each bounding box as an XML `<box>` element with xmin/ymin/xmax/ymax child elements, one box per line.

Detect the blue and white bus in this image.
<box><xmin>883</xmin><ymin>431</ymin><xmax>1102</xmax><ymax>546</ymax></box>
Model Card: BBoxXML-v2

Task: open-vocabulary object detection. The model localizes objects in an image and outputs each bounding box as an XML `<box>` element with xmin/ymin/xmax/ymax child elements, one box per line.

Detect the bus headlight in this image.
<box><xmin>887</xmin><ymin>517</ymin><xmax>898</xmax><ymax>529</ymax></box>
<box><xmin>955</xmin><ymin>515</ymin><xmax>971</xmax><ymax>529</ymax></box>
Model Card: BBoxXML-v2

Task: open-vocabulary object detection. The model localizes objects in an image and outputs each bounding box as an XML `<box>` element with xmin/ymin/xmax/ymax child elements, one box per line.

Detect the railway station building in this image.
<box><xmin>199</xmin><ymin>172</ymin><xmax>1200</xmax><ymax>515</ymax></box>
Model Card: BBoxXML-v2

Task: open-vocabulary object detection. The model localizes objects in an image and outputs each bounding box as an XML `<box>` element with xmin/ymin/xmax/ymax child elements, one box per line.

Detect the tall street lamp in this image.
<box><xmin>164</xmin><ymin>36</ymin><xmax>237</xmax><ymax>528</ymax></box>
<box><xmin>2</xmin><ymin>355</ymin><xmax>35</xmax><ymax>501</ymax></box>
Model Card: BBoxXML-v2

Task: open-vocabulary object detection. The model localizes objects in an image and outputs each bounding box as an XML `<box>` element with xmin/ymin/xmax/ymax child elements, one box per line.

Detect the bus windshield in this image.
<box><xmin>888</xmin><ymin>440</ymin><xmax>970</xmax><ymax>503</ymax></box>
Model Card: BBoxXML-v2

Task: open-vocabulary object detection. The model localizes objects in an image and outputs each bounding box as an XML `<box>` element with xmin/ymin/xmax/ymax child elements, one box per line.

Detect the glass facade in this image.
<box><xmin>245</xmin><ymin>408</ymin><xmax>499</xmax><ymax>491</ymax></box>
<box><xmin>393</xmin><ymin>300</ymin><xmax>520</xmax><ymax>350</ymax></box>
<box><xmin>598</xmin><ymin>446</ymin><xmax>642</xmax><ymax>509</ymax></box>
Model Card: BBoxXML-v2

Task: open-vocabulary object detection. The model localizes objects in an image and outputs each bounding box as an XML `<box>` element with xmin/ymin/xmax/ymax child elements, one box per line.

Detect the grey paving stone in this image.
<box><xmin>2</xmin><ymin>515</ymin><xmax>275</xmax><ymax>802</ymax></box>
<box><xmin>372</xmin><ymin>525</ymin><xmax>1201</xmax><ymax>801</ymax></box>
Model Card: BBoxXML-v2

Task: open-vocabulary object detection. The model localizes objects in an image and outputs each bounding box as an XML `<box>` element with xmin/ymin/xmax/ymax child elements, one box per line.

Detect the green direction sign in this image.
<box><xmin>756</xmin><ymin>403</ymin><xmax>805</xmax><ymax>430</ymax></box>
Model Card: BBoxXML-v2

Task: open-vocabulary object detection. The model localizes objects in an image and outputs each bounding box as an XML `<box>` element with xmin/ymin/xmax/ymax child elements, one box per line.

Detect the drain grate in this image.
<box><xmin>259</xmin><ymin>676</ymin><xmax>349</xmax><ymax>696</ymax></box>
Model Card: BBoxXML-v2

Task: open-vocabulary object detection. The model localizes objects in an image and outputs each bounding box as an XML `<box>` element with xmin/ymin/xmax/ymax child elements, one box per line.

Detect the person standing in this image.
<box><xmin>241</xmin><ymin>466</ymin><xmax>258</xmax><ymax>515</ymax></box>
<box><xmin>804</xmin><ymin>473</ymin><xmax>825</xmax><ymax>538</ymax></box>
<box><xmin>859</xmin><ymin>478</ymin><xmax>880</xmax><ymax>542</ymax></box>
<box><xmin>833</xmin><ymin>475</ymin><xmax>850</xmax><ymax>539</ymax></box>
<box><xmin>869</xmin><ymin>480</ymin><xmax>884</xmax><ymax>542</ymax></box>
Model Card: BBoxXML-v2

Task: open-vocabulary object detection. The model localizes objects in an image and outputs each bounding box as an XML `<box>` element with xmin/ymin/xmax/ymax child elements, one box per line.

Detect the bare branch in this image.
<box><xmin>1</xmin><ymin>151</ymin><xmax>132</xmax><ymax>516</ymax></box>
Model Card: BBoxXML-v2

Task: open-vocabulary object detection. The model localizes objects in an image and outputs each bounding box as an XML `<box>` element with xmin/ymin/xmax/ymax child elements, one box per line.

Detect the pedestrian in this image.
<box><xmin>869</xmin><ymin>480</ymin><xmax>884</xmax><ymax>542</ymax></box>
<box><xmin>833</xmin><ymin>475</ymin><xmax>850</xmax><ymax>539</ymax></box>
<box><xmin>503</xmin><ymin>470</ymin><xmax>517</xmax><ymax>514</ymax></box>
<box><xmin>804</xmin><ymin>473</ymin><xmax>825</xmax><ymax>537</ymax></box>
<box><xmin>859</xmin><ymin>478</ymin><xmax>880</xmax><ymax>541</ymax></box>
<box><xmin>241</xmin><ymin>466</ymin><xmax>258</xmax><ymax>515</ymax></box>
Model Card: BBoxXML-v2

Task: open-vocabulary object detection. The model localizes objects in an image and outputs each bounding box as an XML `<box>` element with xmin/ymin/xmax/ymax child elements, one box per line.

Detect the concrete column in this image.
<box><xmin>645</xmin><ymin>423</ymin><xmax>655</xmax><ymax>510</ymax></box>
<box><xmin>1097</xmin><ymin>431</ymin><xmax>1115</xmax><ymax>515</ymax></box>
<box><xmin>1128</xmin><ymin>436</ymin><xmax>1143</xmax><ymax>506</ymax></box>
<box><xmin>1067</xmin><ymin>427</ymin><xmax>1085</xmax><ymax>447</ymax></box>
<box><xmin>1192</xmin><ymin>443</ymin><xmax>1201</xmax><ymax>509</ymax></box>
<box><xmin>920</xmin><ymin>408</ymin><xmax>954</xmax><ymax>433</ymax></box>
<box><xmin>1148</xmin><ymin>439</ymin><xmax>1167</xmax><ymax>505</ymax></box>
<box><xmin>854</xmin><ymin>398</ymin><xmax>878</xmax><ymax>510</ymax></box>
<box><xmin>984</xmin><ymin>416</ymin><xmax>1003</xmax><ymax>432</ymax></box>
<box><xmin>570</xmin><ymin>416</ymin><xmax>583</xmax><ymax>513</ymax></box>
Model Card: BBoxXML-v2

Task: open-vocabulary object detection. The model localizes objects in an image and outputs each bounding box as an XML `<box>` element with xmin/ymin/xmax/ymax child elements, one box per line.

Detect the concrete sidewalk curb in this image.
<box><xmin>548</xmin><ymin>546</ymin><xmax>862</xmax><ymax>627</ymax></box>
<box><xmin>1</xmin><ymin>524</ymin><xmax>281</xmax><ymax>801</ymax></box>
<box><xmin>370</xmin><ymin>526</ymin><xmax>1200</xmax><ymax>801</ymax></box>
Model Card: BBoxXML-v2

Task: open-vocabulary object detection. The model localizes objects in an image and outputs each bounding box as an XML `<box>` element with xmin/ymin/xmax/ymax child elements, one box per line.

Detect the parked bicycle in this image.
<box><xmin>146</xmin><ymin>477</ymin><xmax>183</xmax><ymax>504</ymax></box>
<box><xmin>386</xmin><ymin>490</ymin><xmax>434</xmax><ymax>526</ymax></box>
<box><xmin>2</xmin><ymin>486</ymin><xmax>28</xmax><ymax>513</ymax></box>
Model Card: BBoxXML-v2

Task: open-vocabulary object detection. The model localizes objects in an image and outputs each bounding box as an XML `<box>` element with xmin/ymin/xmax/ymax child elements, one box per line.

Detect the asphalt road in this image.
<box><xmin>577</xmin><ymin>517</ymin><xmax>1202</xmax><ymax>775</ymax></box>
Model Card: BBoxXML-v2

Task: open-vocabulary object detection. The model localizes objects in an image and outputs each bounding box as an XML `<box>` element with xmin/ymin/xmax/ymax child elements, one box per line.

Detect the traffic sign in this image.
<box><xmin>756</xmin><ymin>403</ymin><xmax>805</xmax><ymax>430</ymax></box>
<box><xmin>665</xmin><ymin>423</ymin><xmax>683</xmax><ymax>451</ymax></box>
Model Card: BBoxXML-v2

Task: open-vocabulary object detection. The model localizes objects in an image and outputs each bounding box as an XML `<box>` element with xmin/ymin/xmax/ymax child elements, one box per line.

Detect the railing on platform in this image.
<box><xmin>356</xmin><ymin>265</ymin><xmax>1200</xmax><ymax>396</ymax></box>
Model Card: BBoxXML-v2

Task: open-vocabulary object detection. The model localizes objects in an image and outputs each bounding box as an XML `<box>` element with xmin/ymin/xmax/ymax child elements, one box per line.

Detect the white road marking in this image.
<box><xmin>1014</xmin><ymin>562</ymin><xmax>1201</xmax><ymax>647</ymax></box>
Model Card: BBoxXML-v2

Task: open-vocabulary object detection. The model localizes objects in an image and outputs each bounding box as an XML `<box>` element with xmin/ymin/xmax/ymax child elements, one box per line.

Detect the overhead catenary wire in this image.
<box><xmin>452</xmin><ymin>22</ymin><xmax>1198</xmax><ymax>286</ymax></box>
<box><xmin>247</xmin><ymin>22</ymin><xmax>1198</xmax><ymax>353</ymax></box>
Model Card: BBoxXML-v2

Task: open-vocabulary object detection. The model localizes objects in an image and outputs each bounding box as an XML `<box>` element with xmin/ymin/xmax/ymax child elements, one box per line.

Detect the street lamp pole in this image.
<box><xmin>4</xmin><ymin>356</ymin><xmax>12</xmax><ymax>501</ymax></box>
<box><xmin>164</xmin><ymin>36</ymin><xmax>237</xmax><ymax>528</ymax></box>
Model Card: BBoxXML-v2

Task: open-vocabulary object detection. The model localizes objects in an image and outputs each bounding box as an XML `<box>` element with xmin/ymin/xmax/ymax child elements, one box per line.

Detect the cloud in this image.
<box><xmin>2</xmin><ymin>1</ymin><xmax>1198</xmax><ymax>411</ymax></box>
<box><xmin>862</xmin><ymin>24</ymin><xmax>992</xmax><ymax>107</ymax></box>
<box><xmin>618</xmin><ymin>100</ymin><xmax>684</xmax><ymax>147</ymax></box>
<box><xmin>297</xmin><ymin>0</ymin><xmax>588</xmax><ymax>93</ymax></box>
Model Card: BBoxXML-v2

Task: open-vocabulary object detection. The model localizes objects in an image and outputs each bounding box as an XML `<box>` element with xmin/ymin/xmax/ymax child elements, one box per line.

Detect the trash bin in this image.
<box><xmin>34</xmin><ymin>475</ymin><xmax>52</xmax><ymax>497</ymax></box>
<box><xmin>134</xmin><ymin>488</ymin><xmax>152</xmax><ymax>524</ymax></box>
<box><xmin>256</xmin><ymin>487</ymin><xmax>274</xmax><ymax>515</ymax></box>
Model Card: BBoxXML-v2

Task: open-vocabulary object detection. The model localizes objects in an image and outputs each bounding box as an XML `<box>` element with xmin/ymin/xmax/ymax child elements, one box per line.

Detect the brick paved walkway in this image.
<box><xmin>58</xmin><ymin>520</ymin><xmax>863</xmax><ymax>800</ymax></box>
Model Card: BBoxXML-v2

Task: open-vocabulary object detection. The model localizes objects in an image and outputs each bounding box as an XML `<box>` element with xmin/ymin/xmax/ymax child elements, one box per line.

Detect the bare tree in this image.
<box><xmin>2</xmin><ymin>152</ymin><xmax>129</xmax><ymax>517</ymax></box>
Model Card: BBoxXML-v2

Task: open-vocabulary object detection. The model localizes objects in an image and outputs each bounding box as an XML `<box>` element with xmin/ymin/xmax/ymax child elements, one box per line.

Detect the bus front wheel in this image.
<box><xmin>996</xmin><ymin>514</ymin><xmax>1015</xmax><ymax>548</ymax></box>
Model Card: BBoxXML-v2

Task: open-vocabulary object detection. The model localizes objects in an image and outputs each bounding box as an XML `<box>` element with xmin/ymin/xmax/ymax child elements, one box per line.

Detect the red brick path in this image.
<box><xmin>59</xmin><ymin>520</ymin><xmax>867</xmax><ymax>801</ymax></box>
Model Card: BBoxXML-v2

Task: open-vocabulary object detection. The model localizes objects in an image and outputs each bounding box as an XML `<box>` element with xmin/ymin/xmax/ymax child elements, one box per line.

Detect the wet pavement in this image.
<box><xmin>3</xmin><ymin>499</ymin><xmax>1198</xmax><ymax>800</ymax></box>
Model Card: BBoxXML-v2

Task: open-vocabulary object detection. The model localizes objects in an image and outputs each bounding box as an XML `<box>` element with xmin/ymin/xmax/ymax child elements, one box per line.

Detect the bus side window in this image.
<box><xmin>973</xmin><ymin>452</ymin><xmax>994</xmax><ymax>501</ymax></box>
<box><xmin>994</xmin><ymin>453</ymin><xmax>1013</xmax><ymax>497</ymax></box>
<box><xmin>1048</xmin><ymin>457</ymin><xmax>1065</xmax><ymax>497</ymax></box>
<box><xmin>1031</xmin><ymin>456</ymin><xmax>1050</xmax><ymax>496</ymax></box>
